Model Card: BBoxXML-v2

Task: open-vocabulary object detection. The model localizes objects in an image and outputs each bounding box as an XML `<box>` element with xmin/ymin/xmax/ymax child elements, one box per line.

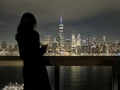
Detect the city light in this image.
<box><xmin>0</xmin><ymin>16</ymin><xmax>120</xmax><ymax>56</ymax></box>
<box><xmin>2</xmin><ymin>83</ymin><xmax>23</xmax><ymax>90</ymax></box>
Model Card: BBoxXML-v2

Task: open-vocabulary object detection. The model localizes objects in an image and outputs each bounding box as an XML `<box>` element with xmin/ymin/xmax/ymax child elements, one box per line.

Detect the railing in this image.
<box><xmin>0</xmin><ymin>56</ymin><xmax>120</xmax><ymax>90</ymax></box>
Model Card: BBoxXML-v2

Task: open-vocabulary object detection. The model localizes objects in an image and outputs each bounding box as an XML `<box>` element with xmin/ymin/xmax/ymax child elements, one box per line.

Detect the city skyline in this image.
<box><xmin>0</xmin><ymin>0</ymin><xmax>120</xmax><ymax>45</ymax></box>
<box><xmin>0</xmin><ymin>16</ymin><xmax>119</xmax><ymax>56</ymax></box>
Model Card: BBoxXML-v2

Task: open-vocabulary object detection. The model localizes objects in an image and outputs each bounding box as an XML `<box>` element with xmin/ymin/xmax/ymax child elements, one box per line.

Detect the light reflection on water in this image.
<box><xmin>0</xmin><ymin>66</ymin><xmax>112</xmax><ymax>90</ymax></box>
<box><xmin>60</xmin><ymin>66</ymin><xmax>112</xmax><ymax>90</ymax></box>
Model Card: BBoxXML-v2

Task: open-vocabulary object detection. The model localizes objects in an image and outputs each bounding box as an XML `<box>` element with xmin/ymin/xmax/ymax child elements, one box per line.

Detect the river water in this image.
<box><xmin>0</xmin><ymin>66</ymin><xmax>112</xmax><ymax>90</ymax></box>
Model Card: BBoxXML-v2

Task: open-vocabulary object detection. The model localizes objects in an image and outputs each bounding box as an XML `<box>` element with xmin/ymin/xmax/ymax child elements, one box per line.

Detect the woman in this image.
<box><xmin>15</xmin><ymin>12</ymin><xmax>51</xmax><ymax>90</ymax></box>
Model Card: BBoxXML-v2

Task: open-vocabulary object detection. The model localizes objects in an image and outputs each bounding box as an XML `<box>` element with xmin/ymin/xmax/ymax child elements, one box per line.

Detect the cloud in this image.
<box><xmin>0</xmin><ymin>0</ymin><xmax>120</xmax><ymax>19</ymax></box>
<box><xmin>0</xmin><ymin>0</ymin><xmax>120</xmax><ymax>44</ymax></box>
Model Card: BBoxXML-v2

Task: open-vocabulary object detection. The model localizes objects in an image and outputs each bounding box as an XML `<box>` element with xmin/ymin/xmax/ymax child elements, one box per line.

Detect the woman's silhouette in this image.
<box><xmin>15</xmin><ymin>12</ymin><xmax>51</xmax><ymax>90</ymax></box>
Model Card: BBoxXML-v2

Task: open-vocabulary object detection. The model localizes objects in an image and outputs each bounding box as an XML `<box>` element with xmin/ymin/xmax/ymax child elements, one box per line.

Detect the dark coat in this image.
<box><xmin>15</xmin><ymin>30</ymin><xmax>51</xmax><ymax>90</ymax></box>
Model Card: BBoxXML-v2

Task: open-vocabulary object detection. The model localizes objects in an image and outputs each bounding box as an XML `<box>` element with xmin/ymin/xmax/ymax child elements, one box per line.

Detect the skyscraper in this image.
<box><xmin>42</xmin><ymin>36</ymin><xmax>52</xmax><ymax>55</ymax></box>
<box><xmin>76</xmin><ymin>34</ymin><xmax>81</xmax><ymax>54</ymax></box>
<box><xmin>103</xmin><ymin>35</ymin><xmax>106</xmax><ymax>45</ymax></box>
<box><xmin>71</xmin><ymin>31</ymin><xmax>77</xmax><ymax>54</ymax></box>
<box><xmin>65</xmin><ymin>38</ymin><xmax>71</xmax><ymax>52</ymax></box>
<box><xmin>42</xmin><ymin>36</ymin><xmax>52</xmax><ymax>47</ymax></box>
<box><xmin>2</xmin><ymin>41</ymin><xmax>7</xmax><ymax>49</ymax></box>
<box><xmin>58</xmin><ymin>16</ymin><xmax>64</xmax><ymax>55</ymax></box>
<box><xmin>76</xmin><ymin>34</ymin><xmax>81</xmax><ymax>47</ymax></box>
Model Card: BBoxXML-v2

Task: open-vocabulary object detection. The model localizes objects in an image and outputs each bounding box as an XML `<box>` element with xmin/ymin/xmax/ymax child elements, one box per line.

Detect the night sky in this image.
<box><xmin>0</xmin><ymin>0</ymin><xmax>120</xmax><ymax>46</ymax></box>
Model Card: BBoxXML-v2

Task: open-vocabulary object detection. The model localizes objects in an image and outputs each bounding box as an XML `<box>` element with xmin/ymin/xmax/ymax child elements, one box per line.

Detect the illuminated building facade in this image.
<box><xmin>0</xmin><ymin>17</ymin><xmax>120</xmax><ymax>56</ymax></box>
<box><xmin>76</xmin><ymin>34</ymin><xmax>81</xmax><ymax>54</ymax></box>
<box><xmin>58</xmin><ymin>16</ymin><xmax>65</xmax><ymax>55</ymax></box>
<box><xmin>42</xmin><ymin>36</ymin><xmax>52</xmax><ymax>47</ymax></box>
<box><xmin>65</xmin><ymin>39</ymin><xmax>71</xmax><ymax>53</ymax></box>
<box><xmin>2</xmin><ymin>41</ymin><xmax>7</xmax><ymax>49</ymax></box>
<box><xmin>42</xmin><ymin>36</ymin><xmax>52</xmax><ymax>55</ymax></box>
<box><xmin>52</xmin><ymin>38</ymin><xmax>59</xmax><ymax>55</ymax></box>
<box><xmin>71</xmin><ymin>31</ymin><xmax>77</xmax><ymax>55</ymax></box>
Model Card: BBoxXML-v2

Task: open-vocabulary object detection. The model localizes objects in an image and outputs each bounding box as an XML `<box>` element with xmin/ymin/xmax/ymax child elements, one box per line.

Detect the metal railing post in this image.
<box><xmin>112</xmin><ymin>65</ymin><xmax>119</xmax><ymax>90</ymax></box>
<box><xmin>55</xmin><ymin>66</ymin><xmax>60</xmax><ymax>90</ymax></box>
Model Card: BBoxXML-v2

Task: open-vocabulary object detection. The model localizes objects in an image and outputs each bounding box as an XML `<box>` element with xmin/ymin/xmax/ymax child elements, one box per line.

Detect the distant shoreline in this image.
<box><xmin>0</xmin><ymin>56</ymin><xmax>22</xmax><ymax>66</ymax></box>
<box><xmin>0</xmin><ymin>56</ymin><xmax>120</xmax><ymax>66</ymax></box>
<box><xmin>0</xmin><ymin>60</ymin><xmax>23</xmax><ymax>66</ymax></box>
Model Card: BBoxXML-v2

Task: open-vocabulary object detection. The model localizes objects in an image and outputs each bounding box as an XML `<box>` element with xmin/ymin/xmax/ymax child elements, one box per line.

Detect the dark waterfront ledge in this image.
<box><xmin>0</xmin><ymin>56</ymin><xmax>120</xmax><ymax>66</ymax></box>
<box><xmin>0</xmin><ymin>56</ymin><xmax>120</xmax><ymax>90</ymax></box>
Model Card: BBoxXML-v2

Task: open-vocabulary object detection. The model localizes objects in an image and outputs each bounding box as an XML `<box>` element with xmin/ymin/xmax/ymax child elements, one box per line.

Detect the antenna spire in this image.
<box><xmin>60</xmin><ymin>16</ymin><xmax>63</xmax><ymax>24</ymax></box>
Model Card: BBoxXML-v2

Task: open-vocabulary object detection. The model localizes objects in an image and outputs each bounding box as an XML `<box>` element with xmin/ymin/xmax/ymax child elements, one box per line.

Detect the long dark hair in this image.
<box><xmin>17</xmin><ymin>12</ymin><xmax>37</xmax><ymax>33</ymax></box>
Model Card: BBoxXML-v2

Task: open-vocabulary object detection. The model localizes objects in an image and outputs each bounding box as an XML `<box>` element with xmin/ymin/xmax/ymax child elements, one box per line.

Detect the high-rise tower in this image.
<box><xmin>2</xmin><ymin>41</ymin><xmax>7</xmax><ymax>49</ymax></box>
<box><xmin>76</xmin><ymin>34</ymin><xmax>81</xmax><ymax>46</ymax></box>
<box><xmin>58</xmin><ymin>16</ymin><xmax>64</xmax><ymax>55</ymax></box>
<box><xmin>76</xmin><ymin>34</ymin><xmax>81</xmax><ymax>54</ymax></box>
<box><xmin>103</xmin><ymin>35</ymin><xmax>106</xmax><ymax>45</ymax></box>
<box><xmin>71</xmin><ymin>31</ymin><xmax>77</xmax><ymax>54</ymax></box>
<box><xmin>71</xmin><ymin>32</ymin><xmax>76</xmax><ymax>48</ymax></box>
